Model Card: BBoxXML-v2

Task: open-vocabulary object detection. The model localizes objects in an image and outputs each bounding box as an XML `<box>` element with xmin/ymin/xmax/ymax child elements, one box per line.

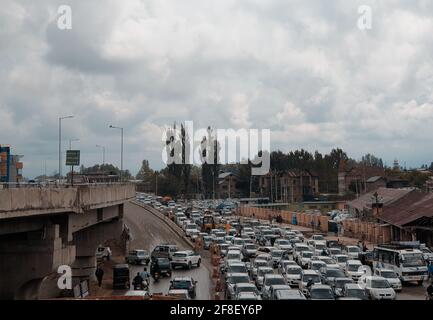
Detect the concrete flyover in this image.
<box><xmin>0</xmin><ymin>184</ymin><xmax>135</xmax><ymax>300</ymax></box>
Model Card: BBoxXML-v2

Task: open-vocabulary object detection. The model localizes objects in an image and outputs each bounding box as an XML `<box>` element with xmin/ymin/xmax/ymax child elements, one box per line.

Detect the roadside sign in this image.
<box><xmin>66</xmin><ymin>150</ymin><xmax>80</xmax><ymax>166</ymax></box>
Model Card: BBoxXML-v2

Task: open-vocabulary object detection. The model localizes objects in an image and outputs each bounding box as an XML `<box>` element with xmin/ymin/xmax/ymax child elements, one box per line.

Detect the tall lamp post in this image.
<box><xmin>96</xmin><ymin>145</ymin><xmax>106</xmax><ymax>165</ymax></box>
<box><xmin>58</xmin><ymin>115</ymin><xmax>74</xmax><ymax>180</ymax></box>
<box><xmin>109</xmin><ymin>125</ymin><xmax>123</xmax><ymax>181</ymax></box>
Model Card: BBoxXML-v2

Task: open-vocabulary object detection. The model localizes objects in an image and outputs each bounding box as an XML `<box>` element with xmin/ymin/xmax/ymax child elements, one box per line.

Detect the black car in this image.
<box><xmin>170</xmin><ymin>277</ymin><xmax>197</xmax><ymax>298</ymax></box>
<box><xmin>150</xmin><ymin>258</ymin><xmax>172</xmax><ymax>278</ymax></box>
<box><xmin>113</xmin><ymin>264</ymin><xmax>130</xmax><ymax>289</ymax></box>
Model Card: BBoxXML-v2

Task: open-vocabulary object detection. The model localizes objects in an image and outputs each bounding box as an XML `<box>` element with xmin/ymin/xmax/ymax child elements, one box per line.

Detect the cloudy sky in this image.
<box><xmin>1</xmin><ymin>0</ymin><xmax>433</xmax><ymax>178</ymax></box>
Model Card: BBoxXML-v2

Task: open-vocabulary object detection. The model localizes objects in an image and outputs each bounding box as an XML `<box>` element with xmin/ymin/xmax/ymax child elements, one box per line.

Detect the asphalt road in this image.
<box><xmin>123</xmin><ymin>202</ymin><xmax>213</xmax><ymax>299</ymax></box>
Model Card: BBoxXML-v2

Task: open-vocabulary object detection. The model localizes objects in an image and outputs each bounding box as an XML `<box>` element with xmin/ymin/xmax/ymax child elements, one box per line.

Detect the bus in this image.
<box><xmin>373</xmin><ymin>243</ymin><xmax>428</xmax><ymax>285</ymax></box>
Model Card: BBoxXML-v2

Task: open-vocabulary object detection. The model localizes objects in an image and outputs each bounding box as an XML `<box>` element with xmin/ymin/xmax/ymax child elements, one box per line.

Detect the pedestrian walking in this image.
<box><xmin>95</xmin><ymin>265</ymin><xmax>104</xmax><ymax>287</ymax></box>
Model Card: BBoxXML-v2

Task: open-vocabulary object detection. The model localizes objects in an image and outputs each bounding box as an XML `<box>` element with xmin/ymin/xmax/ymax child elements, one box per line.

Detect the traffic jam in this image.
<box><xmin>129</xmin><ymin>193</ymin><xmax>432</xmax><ymax>300</ymax></box>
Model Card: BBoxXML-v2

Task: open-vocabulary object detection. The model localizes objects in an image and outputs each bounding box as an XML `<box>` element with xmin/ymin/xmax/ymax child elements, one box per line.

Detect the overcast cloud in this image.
<box><xmin>1</xmin><ymin>0</ymin><xmax>433</xmax><ymax>178</ymax></box>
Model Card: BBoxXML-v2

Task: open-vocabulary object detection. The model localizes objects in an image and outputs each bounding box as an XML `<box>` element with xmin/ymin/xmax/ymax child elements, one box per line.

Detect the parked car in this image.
<box><xmin>333</xmin><ymin>277</ymin><xmax>354</xmax><ymax>297</ymax></box>
<box><xmin>125</xmin><ymin>249</ymin><xmax>150</xmax><ymax>265</ymax></box>
<box><xmin>284</xmin><ymin>265</ymin><xmax>303</xmax><ymax>288</ymax></box>
<box><xmin>374</xmin><ymin>268</ymin><xmax>402</xmax><ymax>292</ymax></box>
<box><xmin>345</xmin><ymin>260</ymin><xmax>364</xmax><ymax>281</ymax></box>
<box><xmin>345</xmin><ymin>245</ymin><xmax>361</xmax><ymax>260</ymax></box>
<box><xmin>242</xmin><ymin>243</ymin><xmax>258</xmax><ymax>259</ymax></box>
<box><xmin>273</xmin><ymin>289</ymin><xmax>306</xmax><ymax>300</ymax></box>
<box><xmin>113</xmin><ymin>264</ymin><xmax>130</xmax><ymax>289</ymax></box>
<box><xmin>338</xmin><ymin>283</ymin><xmax>369</xmax><ymax>300</ymax></box>
<box><xmin>309</xmin><ymin>284</ymin><xmax>335</xmax><ymax>300</ymax></box>
<box><xmin>320</xmin><ymin>268</ymin><xmax>346</xmax><ymax>287</ymax></box>
<box><xmin>151</xmin><ymin>244</ymin><xmax>179</xmax><ymax>260</ymax></box>
<box><xmin>269</xmin><ymin>284</ymin><xmax>292</xmax><ymax>300</ymax></box>
<box><xmin>255</xmin><ymin>267</ymin><xmax>274</xmax><ymax>290</ymax></box>
<box><xmin>170</xmin><ymin>277</ymin><xmax>197</xmax><ymax>299</ymax></box>
<box><xmin>171</xmin><ymin>250</ymin><xmax>201</xmax><ymax>269</ymax></box>
<box><xmin>167</xmin><ymin>289</ymin><xmax>190</xmax><ymax>300</ymax></box>
<box><xmin>233</xmin><ymin>283</ymin><xmax>260</xmax><ymax>300</ymax></box>
<box><xmin>300</xmin><ymin>270</ymin><xmax>321</xmax><ymax>294</ymax></box>
<box><xmin>261</xmin><ymin>274</ymin><xmax>287</xmax><ymax>300</ymax></box>
<box><xmin>236</xmin><ymin>292</ymin><xmax>262</xmax><ymax>300</ymax></box>
<box><xmin>358</xmin><ymin>276</ymin><xmax>396</xmax><ymax>300</ymax></box>
<box><xmin>225</xmin><ymin>273</ymin><xmax>251</xmax><ymax>300</ymax></box>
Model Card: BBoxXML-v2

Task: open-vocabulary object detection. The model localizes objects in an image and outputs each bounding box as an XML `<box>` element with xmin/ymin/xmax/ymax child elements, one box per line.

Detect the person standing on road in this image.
<box><xmin>95</xmin><ymin>265</ymin><xmax>104</xmax><ymax>287</ymax></box>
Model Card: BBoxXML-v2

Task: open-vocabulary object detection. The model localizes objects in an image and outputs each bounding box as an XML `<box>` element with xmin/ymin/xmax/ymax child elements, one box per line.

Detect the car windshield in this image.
<box><xmin>228</xmin><ymin>265</ymin><xmax>247</xmax><ymax>273</ymax></box>
<box><xmin>227</xmin><ymin>253</ymin><xmax>241</xmax><ymax>260</ymax></box>
<box><xmin>371</xmin><ymin>279</ymin><xmax>390</xmax><ymax>288</ymax></box>
<box><xmin>286</xmin><ymin>268</ymin><xmax>302</xmax><ymax>275</ymax></box>
<box><xmin>245</xmin><ymin>244</ymin><xmax>256</xmax><ymax>250</ymax></box>
<box><xmin>302</xmin><ymin>252</ymin><xmax>313</xmax><ymax>258</ymax></box>
<box><xmin>258</xmin><ymin>269</ymin><xmax>273</xmax><ymax>276</ymax></box>
<box><xmin>381</xmin><ymin>271</ymin><xmax>398</xmax><ymax>279</ymax></box>
<box><xmin>229</xmin><ymin>276</ymin><xmax>250</xmax><ymax>284</ymax></box>
<box><xmin>335</xmin><ymin>279</ymin><xmax>353</xmax><ymax>288</ymax></box>
<box><xmin>172</xmin><ymin>280</ymin><xmax>192</xmax><ymax>289</ymax></box>
<box><xmin>236</xmin><ymin>286</ymin><xmax>259</xmax><ymax>294</ymax></box>
<box><xmin>174</xmin><ymin>253</ymin><xmax>187</xmax><ymax>257</ymax></box>
<box><xmin>315</xmin><ymin>244</ymin><xmax>326</xmax><ymax>250</ymax></box>
<box><xmin>321</xmin><ymin>258</ymin><xmax>335</xmax><ymax>264</ymax></box>
<box><xmin>326</xmin><ymin>269</ymin><xmax>345</xmax><ymax>278</ymax></box>
<box><xmin>272</xmin><ymin>251</ymin><xmax>283</xmax><ymax>257</ymax></box>
<box><xmin>401</xmin><ymin>253</ymin><xmax>424</xmax><ymax>267</ymax></box>
<box><xmin>348</xmin><ymin>247</ymin><xmax>360</xmax><ymax>253</ymax></box>
<box><xmin>348</xmin><ymin>264</ymin><xmax>361</xmax><ymax>272</ymax></box>
<box><xmin>346</xmin><ymin>289</ymin><xmax>368</xmax><ymax>300</ymax></box>
<box><xmin>265</xmin><ymin>277</ymin><xmax>285</xmax><ymax>286</ymax></box>
<box><xmin>336</xmin><ymin>256</ymin><xmax>347</xmax><ymax>263</ymax></box>
<box><xmin>310</xmin><ymin>288</ymin><xmax>334</xmax><ymax>299</ymax></box>
<box><xmin>278</xmin><ymin>240</ymin><xmax>290</xmax><ymax>245</ymax></box>
<box><xmin>234</xmin><ymin>239</ymin><xmax>245</xmax><ymax>245</ymax></box>
<box><xmin>255</xmin><ymin>261</ymin><xmax>268</xmax><ymax>267</ymax></box>
<box><xmin>303</xmin><ymin>274</ymin><xmax>320</xmax><ymax>282</ymax></box>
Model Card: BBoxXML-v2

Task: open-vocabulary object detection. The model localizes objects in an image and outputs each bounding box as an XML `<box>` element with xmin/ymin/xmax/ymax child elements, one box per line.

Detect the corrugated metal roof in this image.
<box><xmin>347</xmin><ymin>187</ymin><xmax>414</xmax><ymax>212</ymax></box>
<box><xmin>380</xmin><ymin>191</ymin><xmax>433</xmax><ymax>226</ymax></box>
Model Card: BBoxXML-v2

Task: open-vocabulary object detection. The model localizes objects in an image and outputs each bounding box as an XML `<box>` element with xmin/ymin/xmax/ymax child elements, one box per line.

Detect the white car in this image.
<box><xmin>171</xmin><ymin>250</ymin><xmax>201</xmax><ymax>269</ymax></box>
<box><xmin>345</xmin><ymin>260</ymin><xmax>364</xmax><ymax>281</ymax></box>
<box><xmin>313</xmin><ymin>241</ymin><xmax>327</xmax><ymax>256</ymax></box>
<box><xmin>293</xmin><ymin>243</ymin><xmax>311</xmax><ymax>263</ymax></box>
<box><xmin>274</xmin><ymin>239</ymin><xmax>293</xmax><ymax>253</ymax></box>
<box><xmin>345</xmin><ymin>246</ymin><xmax>361</xmax><ymax>260</ymax></box>
<box><xmin>358</xmin><ymin>276</ymin><xmax>396</xmax><ymax>300</ymax></box>
<box><xmin>226</xmin><ymin>250</ymin><xmax>243</xmax><ymax>262</ymax></box>
<box><xmin>261</xmin><ymin>274</ymin><xmax>287</xmax><ymax>300</ymax></box>
<box><xmin>374</xmin><ymin>269</ymin><xmax>402</xmax><ymax>292</ymax></box>
<box><xmin>255</xmin><ymin>267</ymin><xmax>274</xmax><ymax>290</ymax></box>
<box><xmin>284</xmin><ymin>265</ymin><xmax>303</xmax><ymax>287</ymax></box>
<box><xmin>299</xmin><ymin>270</ymin><xmax>321</xmax><ymax>294</ymax></box>
<box><xmin>299</xmin><ymin>251</ymin><xmax>314</xmax><ymax>268</ymax></box>
<box><xmin>333</xmin><ymin>254</ymin><xmax>349</xmax><ymax>269</ymax></box>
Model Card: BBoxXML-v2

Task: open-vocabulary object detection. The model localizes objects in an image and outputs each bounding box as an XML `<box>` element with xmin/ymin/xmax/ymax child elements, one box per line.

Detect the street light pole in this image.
<box><xmin>58</xmin><ymin>115</ymin><xmax>74</xmax><ymax>180</ymax></box>
<box><xmin>109</xmin><ymin>125</ymin><xmax>124</xmax><ymax>181</ymax></box>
